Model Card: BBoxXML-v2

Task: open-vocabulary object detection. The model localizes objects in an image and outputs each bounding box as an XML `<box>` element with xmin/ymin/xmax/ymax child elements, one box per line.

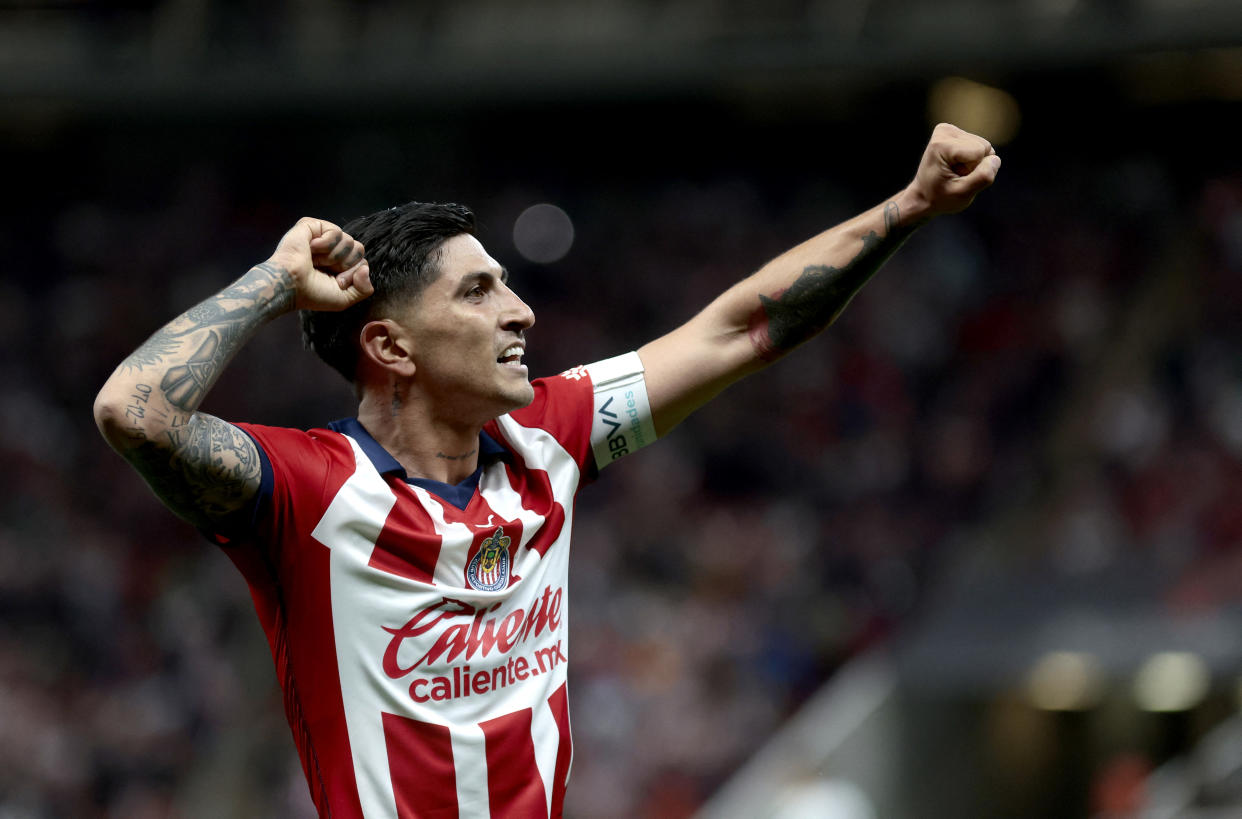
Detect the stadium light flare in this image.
<box><xmin>1026</xmin><ymin>651</ymin><xmax>1105</xmax><ymax>711</ymax></box>
<box><xmin>1133</xmin><ymin>652</ymin><xmax>1210</xmax><ymax>713</ymax></box>
<box><xmin>513</xmin><ymin>203</ymin><xmax>575</xmax><ymax>264</ymax></box>
<box><xmin>927</xmin><ymin>76</ymin><xmax>1021</xmax><ymax>147</ymax></box>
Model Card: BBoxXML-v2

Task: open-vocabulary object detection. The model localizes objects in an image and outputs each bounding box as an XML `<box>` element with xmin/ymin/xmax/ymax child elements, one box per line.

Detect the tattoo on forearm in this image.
<box><xmin>748</xmin><ymin>200</ymin><xmax>915</xmax><ymax>361</ymax></box>
<box><xmin>160</xmin><ymin>330</ymin><xmax>222</xmax><ymax>411</ymax></box>
<box><xmin>123</xmin><ymin>335</ymin><xmax>180</xmax><ymax>372</ymax></box>
<box><xmin>121</xmin><ymin>263</ymin><xmax>293</xmax><ymax>376</ymax></box>
<box><xmin>884</xmin><ymin>201</ymin><xmax>900</xmax><ymax>234</ymax></box>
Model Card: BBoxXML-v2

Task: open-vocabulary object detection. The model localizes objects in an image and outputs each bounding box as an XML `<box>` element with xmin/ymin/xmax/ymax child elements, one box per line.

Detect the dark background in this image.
<box><xmin>4</xmin><ymin>2</ymin><xmax>1242</xmax><ymax>816</ymax></box>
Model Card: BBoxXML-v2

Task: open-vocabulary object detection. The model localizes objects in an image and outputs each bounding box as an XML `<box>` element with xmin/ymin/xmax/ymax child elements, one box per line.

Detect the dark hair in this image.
<box><xmin>300</xmin><ymin>201</ymin><xmax>476</xmax><ymax>384</ymax></box>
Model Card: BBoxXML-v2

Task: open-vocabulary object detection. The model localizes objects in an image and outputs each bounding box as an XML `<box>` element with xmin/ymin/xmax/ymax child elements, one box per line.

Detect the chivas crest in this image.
<box><xmin>466</xmin><ymin>527</ymin><xmax>511</xmax><ymax>591</ymax></box>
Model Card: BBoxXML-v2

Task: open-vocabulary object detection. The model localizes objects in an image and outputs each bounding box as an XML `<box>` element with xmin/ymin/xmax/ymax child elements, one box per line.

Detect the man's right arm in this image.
<box><xmin>93</xmin><ymin>218</ymin><xmax>371</xmax><ymax>531</ymax></box>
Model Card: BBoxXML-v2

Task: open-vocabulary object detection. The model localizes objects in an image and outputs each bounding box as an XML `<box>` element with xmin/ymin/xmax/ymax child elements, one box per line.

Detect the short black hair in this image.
<box><xmin>300</xmin><ymin>201</ymin><xmax>476</xmax><ymax>384</ymax></box>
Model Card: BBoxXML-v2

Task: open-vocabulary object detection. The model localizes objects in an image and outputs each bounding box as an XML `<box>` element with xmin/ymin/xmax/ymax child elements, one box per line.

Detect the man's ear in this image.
<box><xmin>359</xmin><ymin>319</ymin><xmax>417</xmax><ymax>377</ymax></box>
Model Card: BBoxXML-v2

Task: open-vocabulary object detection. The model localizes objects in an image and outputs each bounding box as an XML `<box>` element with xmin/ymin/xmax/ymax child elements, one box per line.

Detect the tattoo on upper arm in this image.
<box><xmin>748</xmin><ymin>200</ymin><xmax>913</xmax><ymax>361</ymax></box>
<box><xmin>125</xmin><ymin>413</ymin><xmax>262</xmax><ymax>528</ymax></box>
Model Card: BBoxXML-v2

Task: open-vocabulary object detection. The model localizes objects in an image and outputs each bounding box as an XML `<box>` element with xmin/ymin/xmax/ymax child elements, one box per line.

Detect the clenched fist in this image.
<box><xmin>267</xmin><ymin>217</ymin><xmax>374</xmax><ymax>312</ymax></box>
<box><xmin>907</xmin><ymin>123</ymin><xmax>1001</xmax><ymax>217</ymax></box>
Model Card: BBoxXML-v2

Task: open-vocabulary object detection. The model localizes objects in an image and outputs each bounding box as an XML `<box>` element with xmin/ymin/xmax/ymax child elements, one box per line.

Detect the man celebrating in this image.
<box><xmin>94</xmin><ymin>123</ymin><xmax>999</xmax><ymax>817</ymax></box>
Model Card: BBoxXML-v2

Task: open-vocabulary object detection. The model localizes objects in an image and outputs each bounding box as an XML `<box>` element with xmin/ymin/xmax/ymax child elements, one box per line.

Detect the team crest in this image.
<box><xmin>467</xmin><ymin>527</ymin><xmax>511</xmax><ymax>591</ymax></box>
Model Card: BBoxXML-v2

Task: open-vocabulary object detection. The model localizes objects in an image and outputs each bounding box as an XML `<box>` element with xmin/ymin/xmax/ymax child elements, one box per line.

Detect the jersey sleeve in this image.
<box><xmin>504</xmin><ymin>352</ymin><xmax>658</xmax><ymax>478</ymax></box>
<box><xmin>208</xmin><ymin>422</ymin><xmax>354</xmax><ymax>559</ymax></box>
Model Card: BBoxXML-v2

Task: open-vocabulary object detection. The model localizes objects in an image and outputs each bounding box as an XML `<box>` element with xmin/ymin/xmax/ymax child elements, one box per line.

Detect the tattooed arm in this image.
<box><xmin>638</xmin><ymin>123</ymin><xmax>1001</xmax><ymax>435</ymax></box>
<box><xmin>93</xmin><ymin>218</ymin><xmax>371</xmax><ymax>530</ymax></box>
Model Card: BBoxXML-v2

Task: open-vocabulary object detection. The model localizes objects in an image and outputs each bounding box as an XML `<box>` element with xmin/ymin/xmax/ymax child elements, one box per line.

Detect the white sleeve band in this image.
<box><xmin>584</xmin><ymin>351</ymin><xmax>657</xmax><ymax>471</ymax></box>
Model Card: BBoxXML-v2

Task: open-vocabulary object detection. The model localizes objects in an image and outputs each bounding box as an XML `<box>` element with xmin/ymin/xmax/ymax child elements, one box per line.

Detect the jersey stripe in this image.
<box><xmin>382</xmin><ymin>713</ymin><xmax>459</xmax><ymax>818</ymax></box>
<box><xmin>480</xmin><ymin>707</ymin><xmax>548</xmax><ymax>817</ymax></box>
<box><xmin>499</xmin><ymin>461</ymin><xmax>565</xmax><ymax>559</ymax></box>
<box><xmin>232</xmin><ymin>424</ymin><xmax>371</xmax><ymax>819</ymax></box>
<box><xmin>528</xmin><ymin>679</ymin><xmax>567</xmax><ymax>819</ymax></box>
<box><xmin>450</xmin><ymin>724</ymin><xmax>490</xmax><ymax>817</ymax></box>
<box><xmin>312</xmin><ymin>437</ymin><xmax>403</xmax><ymax>819</ymax></box>
<box><xmin>492</xmin><ymin>415</ymin><xmax>583</xmax><ymax>491</ymax></box>
<box><xmin>369</xmin><ymin>482</ymin><xmax>442</xmax><ymax>584</ymax></box>
<box><xmin>477</xmin><ymin>464</ymin><xmax>548</xmax><ymax>554</ymax></box>
<box><xmin>546</xmin><ymin>683</ymin><xmax>572</xmax><ymax>818</ymax></box>
<box><xmin>491</xmin><ymin>415</ymin><xmax>581</xmax><ymax>562</ymax></box>
<box><xmin>408</xmin><ymin>484</ymin><xmax>478</xmax><ymax>588</ymax></box>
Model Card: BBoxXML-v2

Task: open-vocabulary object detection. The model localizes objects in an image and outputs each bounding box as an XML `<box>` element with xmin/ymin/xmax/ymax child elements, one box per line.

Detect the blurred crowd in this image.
<box><xmin>3</xmin><ymin>100</ymin><xmax>1241</xmax><ymax>818</ymax></box>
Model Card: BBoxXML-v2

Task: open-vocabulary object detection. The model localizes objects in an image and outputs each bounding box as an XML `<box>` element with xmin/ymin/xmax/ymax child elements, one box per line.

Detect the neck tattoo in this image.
<box><xmin>436</xmin><ymin>449</ymin><xmax>477</xmax><ymax>461</ymax></box>
<box><xmin>390</xmin><ymin>384</ymin><xmax>402</xmax><ymax>417</ymax></box>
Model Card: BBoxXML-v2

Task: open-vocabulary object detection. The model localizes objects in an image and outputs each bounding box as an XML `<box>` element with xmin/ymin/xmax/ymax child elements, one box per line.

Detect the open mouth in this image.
<box><xmin>498</xmin><ymin>345</ymin><xmax>525</xmax><ymax>367</ymax></box>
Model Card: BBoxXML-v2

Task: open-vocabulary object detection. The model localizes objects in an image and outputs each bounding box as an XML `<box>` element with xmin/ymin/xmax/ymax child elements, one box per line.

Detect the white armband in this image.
<box><xmin>585</xmin><ymin>351</ymin><xmax>657</xmax><ymax>470</ymax></box>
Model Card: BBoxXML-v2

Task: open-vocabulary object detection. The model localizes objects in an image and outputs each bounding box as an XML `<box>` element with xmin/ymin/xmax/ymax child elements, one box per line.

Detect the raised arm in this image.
<box><xmin>92</xmin><ymin>218</ymin><xmax>372</xmax><ymax>530</ymax></box>
<box><xmin>638</xmin><ymin>123</ymin><xmax>1001</xmax><ymax>435</ymax></box>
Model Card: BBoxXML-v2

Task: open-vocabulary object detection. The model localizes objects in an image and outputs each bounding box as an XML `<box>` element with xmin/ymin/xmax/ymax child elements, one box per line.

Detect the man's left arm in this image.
<box><xmin>638</xmin><ymin>123</ymin><xmax>1001</xmax><ymax>436</ymax></box>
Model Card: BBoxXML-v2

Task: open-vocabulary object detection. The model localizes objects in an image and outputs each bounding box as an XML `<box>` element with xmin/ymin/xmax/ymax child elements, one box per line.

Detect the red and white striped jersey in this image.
<box><xmin>215</xmin><ymin>353</ymin><xmax>655</xmax><ymax>819</ymax></box>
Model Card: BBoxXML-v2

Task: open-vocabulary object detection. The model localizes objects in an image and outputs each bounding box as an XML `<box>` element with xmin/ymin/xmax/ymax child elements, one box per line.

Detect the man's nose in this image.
<box><xmin>501</xmin><ymin>285</ymin><xmax>536</xmax><ymax>330</ymax></box>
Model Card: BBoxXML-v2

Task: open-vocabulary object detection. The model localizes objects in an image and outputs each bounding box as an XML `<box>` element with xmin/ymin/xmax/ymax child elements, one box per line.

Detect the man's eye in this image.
<box><xmin>467</xmin><ymin>285</ymin><xmax>485</xmax><ymax>298</ymax></box>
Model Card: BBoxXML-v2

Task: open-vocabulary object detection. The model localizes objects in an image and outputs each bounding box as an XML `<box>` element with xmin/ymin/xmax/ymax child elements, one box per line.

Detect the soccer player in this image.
<box><xmin>93</xmin><ymin>123</ymin><xmax>999</xmax><ymax>818</ymax></box>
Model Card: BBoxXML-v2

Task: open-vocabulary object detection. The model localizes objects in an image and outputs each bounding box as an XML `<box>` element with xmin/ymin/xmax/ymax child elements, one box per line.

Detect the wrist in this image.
<box><xmin>244</xmin><ymin>261</ymin><xmax>298</xmax><ymax>320</ymax></box>
<box><xmin>892</xmin><ymin>185</ymin><xmax>934</xmax><ymax>228</ymax></box>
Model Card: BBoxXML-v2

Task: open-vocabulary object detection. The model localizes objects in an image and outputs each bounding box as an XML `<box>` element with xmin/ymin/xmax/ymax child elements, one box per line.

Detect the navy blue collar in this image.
<box><xmin>327</xmin><ymin>417</ymin><xmax>510</xmax><ymax>510</ymax></box>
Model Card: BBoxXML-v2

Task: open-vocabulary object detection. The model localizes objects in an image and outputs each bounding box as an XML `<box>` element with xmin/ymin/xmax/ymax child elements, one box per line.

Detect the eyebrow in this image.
<box><xmin>461</xmin><ymin>267</ymin><xmax>509</xmax><ymax>288</ymax></box>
